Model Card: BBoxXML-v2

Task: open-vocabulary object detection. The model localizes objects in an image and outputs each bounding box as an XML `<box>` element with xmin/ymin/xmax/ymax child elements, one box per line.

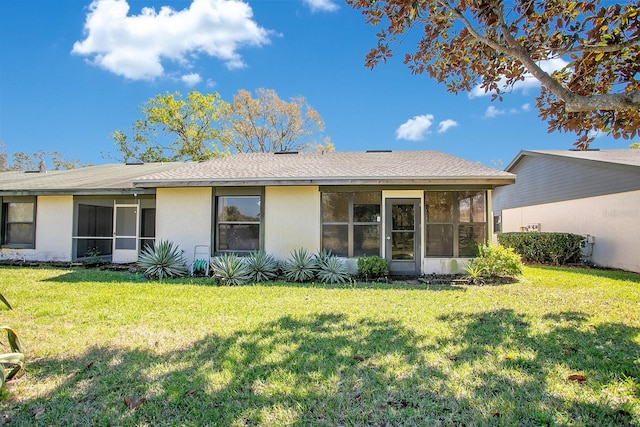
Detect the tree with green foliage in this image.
<box><xmin>0</xmin><ymin>143</ymin><xmax>86</xmax><ymax>171</ymax></box>
<box><xmin>630</xmin><ymin>142</ymin><xmax>640</xmax><ymax>149</ymax></box>
<box><xmin>112</xmin><ymin>91</ymin><xmax>230</xmax><ymax>163</ymax></box>
<box><xmin>347</xmin><ymin>0</ymin><xmax>640</xmax><ymax>148</ymax></box>
<box><xmin>222</xmin><ymin>88</ymin><xmax>334</xmax><ymax>153</ymax></box>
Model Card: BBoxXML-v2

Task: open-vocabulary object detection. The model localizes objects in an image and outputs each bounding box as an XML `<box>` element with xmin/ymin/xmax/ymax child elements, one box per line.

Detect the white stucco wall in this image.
<box><xmin>500</xmin><ymin>190</ymin><xmax>640</xmax><ymax>273</ymax></box>
<box><xmin>264</xmin><ymin>186</ymin><xmax>320</xmax><ymax>260</ymax></box>
<box><xmin>155</xmin><ymin>187</ymin><xmax>212</xmax><ymax>266</ymax></box>
<box><xmin>0</xmin><ymin>195</ymin><xmax>74</xmax><ymax>262</ymax></box>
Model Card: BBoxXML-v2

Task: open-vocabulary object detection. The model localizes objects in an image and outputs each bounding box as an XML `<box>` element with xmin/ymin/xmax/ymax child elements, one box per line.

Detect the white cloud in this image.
<box><xmin>303</xmin><ymin>0</ymin><xmax>339</xmax><ymax>12</ymax></box>
<box><xmin>438</xmin><ymin>119</ymin><xmax>458</xmax><ymax>133</ymax></box>
<box><xmin>468</xmin><ymin>57</ymin><xmax>570</xmax><ymax>99</ymax></box>
<box><xmin>484</xmin><ymin>106</ymin><xmax>505</xmax><ymax>119</ymax></box>
<box><xmin>181</xmin><ymin>73</ymin><xmax>202</xmax><ymax>86</ymax></box>
<box><xmin>395</xmin><ymin>114</ymin><xmax>434</xmax><ymax>141</ymax></box>
<box><xmin>72</xmin><ymin>0</ymin><xmax>271</xmax><ymax>80</ymax></box>
<box><xmin>588</xmin><ymin>129</ymin><xmax>606</xmax><ymax>139</ymax></box>
<box><xmin>484</xmin><ymin>103</ymin><xmax>532</xmax><ymax>119</ymax></box>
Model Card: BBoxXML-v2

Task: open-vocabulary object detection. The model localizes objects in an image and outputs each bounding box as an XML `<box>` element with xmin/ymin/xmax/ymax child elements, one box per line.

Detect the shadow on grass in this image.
<box><xmin>42</xmin><ymin>268</ymin><xmax>149</xmax><ymax>284</ymax></box>
<box><xmin>251</xmin><ymin>280</ymin><xmax>466</xmax><ymax>292</ymax></box>
<box><xmin>436</xmin><ymin>308</ymin><xmax>639</xmax><ymax>425</ymax></box>
<box><xmin>44</xmin><ymin>269</ymin><xmax>467</xmax><ymax>292</ymax></box>
<box><xmin>532</xmin><ymin>265</ymin><xmax>640</xmax><ymax>283</ymax></box>
<box><xmin>42</xmin><ymin>270</ymin><xmax>214</xmax><ymax>287</ymax></box>
<box><xmin>4</xmin><ymin>312</ymin><xmax>638</xmax><ymax>426</ymax></box>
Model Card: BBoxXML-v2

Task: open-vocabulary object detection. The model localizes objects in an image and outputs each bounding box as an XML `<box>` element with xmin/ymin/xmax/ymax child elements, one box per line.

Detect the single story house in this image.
<box><xmin>492</xmin><ymin>149</ymin><xmax>640</xmax><ymax>273</ymax></box>
<box><xmin>0</xmin><ymin>150</ymin><xmax>515</xmax><ymax>275</ymax></box>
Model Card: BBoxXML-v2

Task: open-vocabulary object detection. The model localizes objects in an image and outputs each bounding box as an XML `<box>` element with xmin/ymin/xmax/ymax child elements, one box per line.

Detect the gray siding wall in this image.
<box><xmin>493</xmin><ymin>155</ymin><xmax>640</xmax><ymax>212</ymax></box>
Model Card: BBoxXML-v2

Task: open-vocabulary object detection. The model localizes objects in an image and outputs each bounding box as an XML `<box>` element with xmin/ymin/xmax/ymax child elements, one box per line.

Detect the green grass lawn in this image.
<box><xmin>0</xmin><ymin>266</ymin><xmax>638</xmax><ymax>426</ymax></box>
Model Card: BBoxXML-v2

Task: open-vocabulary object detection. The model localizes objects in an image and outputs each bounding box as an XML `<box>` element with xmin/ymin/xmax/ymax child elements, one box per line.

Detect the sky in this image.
<box><xmin>0</xmin><ymin>0</ymin><xmax>634</xmax><ymax>170</ymax></box>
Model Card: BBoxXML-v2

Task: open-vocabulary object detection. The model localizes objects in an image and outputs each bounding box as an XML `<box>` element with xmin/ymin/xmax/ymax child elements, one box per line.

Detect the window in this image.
<box><xmin>1</xmin><ymin>198</ymin><xmax>36</xmax><ymax>249</ymax></box>
<box><xmin>76</xmin><ymin>203</ymin><xmax>113</xmax><ymax>258</ymax></box>
<box><xmin>425</xmin><ymin>191</ymin><xmax>486</xmax><ymax>257</ymax></box>
<box><xmin>493</xmin><ymin>214</ymin><xmax>502</xmax><ymax>233</ymax></box>
<box><xmin>140</xmin><ymin>208</ymin><xmax>156</xmax><ymax>253</ymax></box>
<box><xmin>216</xmin><ymin>195</ymin><xmax>261</xmax><ymax>252</ymax></box>
<box><xmin>322</xmin><ymin>191</ymin><xmax>381</xmax><ymax>257</ymax></box>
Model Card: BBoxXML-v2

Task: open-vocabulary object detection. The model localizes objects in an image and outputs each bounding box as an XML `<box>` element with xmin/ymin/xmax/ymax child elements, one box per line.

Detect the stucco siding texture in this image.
<box><xmin>493</xmin><ymin>150</ymin><xmax>640</xmax><ymax>211</ymax></box>
<box><xmin>501</xmin><ymin>190</ymin><xmax>640</xmax><ymax>273</ymax></box>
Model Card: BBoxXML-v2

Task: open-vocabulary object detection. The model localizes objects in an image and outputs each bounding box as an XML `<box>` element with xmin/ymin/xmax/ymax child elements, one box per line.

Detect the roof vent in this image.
<box><xmin>274</xmin><ymin>151</ymin><xmax>299</xmax><ymax>155</ymax></box>
<box><xmin>366</xmin><ymin>150</ymin><xmax>392</xmax><ymax>153</ymax></box>
<box><xmin>125</xmin><ymin>161</ymin><xmax>145</xmax><ymax>165</ymax></box>
<box><xmin>568</xmin><ymin>148</ymin><xmax>600</xmax><ymax>151</ymax></box>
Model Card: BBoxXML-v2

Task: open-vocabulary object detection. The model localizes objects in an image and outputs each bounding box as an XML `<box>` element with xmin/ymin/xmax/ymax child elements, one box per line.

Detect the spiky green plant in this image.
<box><xmin>314</xmin><ymin>249</ymin><xmax>333</xmax><ymax>269</ymax></box>
<box><xmin>0</xmin><ymin>326</ymin><xmax>23</xmax><ymax>387</ymax></box>
<box><xmin>282</xmin><ymin>248</ymin><xmax>318</xmax><ymax>283</ymax></box>
<box><xmin>210</xmin><ymin>254</ymin><xmax>251</xmax><ymax>286</ymax></box>
<box><xmin>464</xmin><ymin>263</ymin><xmax>485</xmax><ymax>285</ymax></box>
<box><xmin>138</xmin><ymin>240</ymin><xmax>188</xmax><ymax>280</ymax></box>
<box><xmin>245</xmin><ymin>251</ymin><xmax>279</xmax><ymax>282</ymax></box>
<box><xmin>0</xmin><ymin>293</ymin><xmax>12</xmax><ymax>310</ymax></box>
<box><xmin>317</xmin><ymin>255</ymin><xmax>351</xmax><ymax>284</ymax></box>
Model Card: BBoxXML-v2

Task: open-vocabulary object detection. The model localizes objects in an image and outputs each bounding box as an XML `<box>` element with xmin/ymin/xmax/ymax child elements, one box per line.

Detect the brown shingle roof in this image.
<box><xmin>0</xmin><ymin>163</ymin><xmax>182</xmax><ymax>195</ymax></box>
<box><xmin>134</xmin><ymin>151</ymin><xmax>515</xmax><ymax>187</ymax></box>
<box><xmin>0</xmin><ymin>151</ymin><xmax>515</xmax><ymax>195</ymax></box>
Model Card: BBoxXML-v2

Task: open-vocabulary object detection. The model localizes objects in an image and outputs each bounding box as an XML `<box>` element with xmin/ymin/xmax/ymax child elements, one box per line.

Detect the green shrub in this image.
<box><xmin>282</xmin><ymin>248</ymin><xmax>318</xmax><ymax>282</ymax></box>
<box><xmin>357</xmin><ymin>255</ymin><xmax>388</xmax><ymax>280</ymax></box>
<box><xmin>317</xmin><ymin>254</ymin><xmax>351</xmax><ymax>284</ymax></box>
<box><xmin>210</xmin><ymin>254</ymin><xmax>251</xmax><ymax>286</ymax></box>
<box><xmin>467</xmin><ymin>244</ymin><xmax>524</xmax><ymax>279</ymax></box>
<box><xmin>245</xmin><ymin>251</ymin><xmax>279</xmax><ymax>282</ymax></box>
<box><xmin>138</xmin><ymin>240</ymin><xmax>188</xmax><ymax>280</ymax></box>
<box><xmin>498</xmin><ymin>232</ymin><xmax>584</xmax><ymax>265</ymax></box>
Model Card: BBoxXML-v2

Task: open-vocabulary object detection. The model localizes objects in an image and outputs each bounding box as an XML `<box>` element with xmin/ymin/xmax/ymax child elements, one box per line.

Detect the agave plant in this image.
<box><xmin>314</xmin><ymin>249</ymin><xmax>333</xmax><ymax>269</ymax></box>
<box><xmin>210</xmin><ymin>253</ymin><xmax>251</xmax><ymax>286</ymax></box>
<box><xmin>282</xmin><ymin>248</ymin><xmax>318</xmax><ymax>283</ymax></box>
<box><xmin>0</xmin><ymin>326</ymin><xmax>23</xmax><ymax>387</ymax></box>
<box><xmin>0</xmin><ymin>293</ymin><xmax>11</xmax><ymax>310</ymax></box>
<box><xmin>317</xmin><ymin>254</ymin><xmax>351</xmax><ymax>284</ymax></box>
<box><xmin>138</xmin><ymin>240</ymin><xmax>188</xmax><ymax>280</ymax></box>
<box><xmin>245</xmin><ymin>251</ymin><xmax>279</xmax><ymax>282</ymax></box>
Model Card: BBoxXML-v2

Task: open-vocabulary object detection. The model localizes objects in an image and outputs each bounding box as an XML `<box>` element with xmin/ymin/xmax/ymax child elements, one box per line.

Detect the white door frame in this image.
<box><xmin>112</xmin><ymin>201</ymin><xmax>139</xmax><ymax>263</ymax></box>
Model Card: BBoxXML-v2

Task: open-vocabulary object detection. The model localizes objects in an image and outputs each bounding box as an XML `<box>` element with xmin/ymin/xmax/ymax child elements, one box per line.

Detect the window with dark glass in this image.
<box><xmin>322</xmin><ymin>191</ymin><xmax>381</xmax><ymax>257</ymax></box>
<box><xmin>216</xmin><ymin>196</ymin><xmax>261</xmax><ymax>252</ymax></box>
<box><xmin>76</xmin><ymin>203</ymin><xmax>113</xmax><ymax>258</ymax></box>
<box><xmin>493</xmin><ymin>214</ymin><xmax>502</xmax><ymax>233</ymax></box>
<box><xmin>140</xmin><ymin>208</ymin><xmax>156</xmax><ymax>253</ymax></box>
<box><xmin>1</xmin><ymin>198</ymin><xmax>36</xmax><ymax>249</ymax></box>
<box><xmin>425</xmin><ymin>191</ymin><xmax>486</xmax><ymax>257</ymax></box>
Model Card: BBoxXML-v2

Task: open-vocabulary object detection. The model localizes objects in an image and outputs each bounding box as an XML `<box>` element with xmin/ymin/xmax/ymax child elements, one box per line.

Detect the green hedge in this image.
<box><xmin>497</xmin><ymin>232</ymin><xmax>584</xmax><ymax>265</ymax></box>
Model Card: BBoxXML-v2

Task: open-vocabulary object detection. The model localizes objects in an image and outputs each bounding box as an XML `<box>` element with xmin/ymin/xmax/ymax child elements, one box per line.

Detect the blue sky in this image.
<box><xmin>0</xmin><ymin>0</ymin><xmax>633</xmax><ymax>169</ymax></box>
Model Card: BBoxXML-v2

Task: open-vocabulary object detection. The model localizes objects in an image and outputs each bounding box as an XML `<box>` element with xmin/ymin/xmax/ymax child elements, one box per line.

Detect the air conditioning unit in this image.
<box><xmin>520</xmin><ymin>223</ymin><xmax>541</xmax><ymax>232</ymax></box>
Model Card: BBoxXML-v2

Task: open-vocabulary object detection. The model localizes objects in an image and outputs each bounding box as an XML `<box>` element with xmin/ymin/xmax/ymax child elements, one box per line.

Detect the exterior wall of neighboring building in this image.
<box><xmin>492</xmin><ymin>155</ymin><xmax>640</xmax><ymax>211</ymax></box>
<box><xmin>500</xmin><ymin>190</ymin><xmax>640</xmax><ymax>273</ymax></box>
<box><xmin>155</xmin><ymin>187</ymin><xmax>212</xmax><ymax>266</ymax></box>
<box><xmin>0</xmin><ymin>195</ymin><xmax>74</xmax><ymax>262</ymax></box>
<box><xmin>264</xmin><ymin>186</ymin><xmax>320</xmax><ymax>260</ymax></box>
